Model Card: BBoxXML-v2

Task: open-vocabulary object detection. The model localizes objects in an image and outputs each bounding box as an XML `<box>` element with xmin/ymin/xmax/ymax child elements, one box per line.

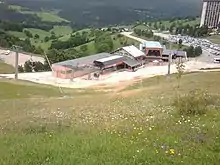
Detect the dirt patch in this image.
<box><xmin>90</xmin><ymin>76</ymin><xmax>142</xmax><ymax>93</ymax></box>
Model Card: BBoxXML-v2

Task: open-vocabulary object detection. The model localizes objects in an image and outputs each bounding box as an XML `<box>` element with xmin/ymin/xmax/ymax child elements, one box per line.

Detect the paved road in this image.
<box><xmin>0</xmin><ymin>49</ymin><xmax>44</xmax><ymax>67</ymax></box>
<box><xmin>121</xmin><ymin>32</ymin><xmax>146</xmax><ymax>43</ymax></box>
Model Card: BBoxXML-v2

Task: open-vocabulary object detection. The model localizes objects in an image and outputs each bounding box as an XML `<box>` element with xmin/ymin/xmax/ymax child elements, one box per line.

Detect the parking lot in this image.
<box><xmin>166</xmin><ymin>34</ymin><xmax>220</xmax><ymax>63</ymax></box>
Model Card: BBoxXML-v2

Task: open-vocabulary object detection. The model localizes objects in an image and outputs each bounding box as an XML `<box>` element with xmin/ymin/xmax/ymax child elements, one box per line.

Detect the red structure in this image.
<box><xmin>141</xmin><ymin>41</ymin><xmax>163</xmax><ymax>59</ymax></box>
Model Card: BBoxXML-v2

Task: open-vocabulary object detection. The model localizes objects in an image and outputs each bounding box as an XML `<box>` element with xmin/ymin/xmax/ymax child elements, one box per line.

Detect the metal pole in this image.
<box><xmin>168</xmin><ymin>54</ymin><xmax>171</xmax><ymax>75</ymax></box>
<box><xmin>167</xmin><ymin>42</ymin><xmax>171</xmax><ymax>76</ymax></box>
<box><xmin>15</xmin><ymin>51</ymin><xmax>19</xmax><ymax>79</ymax></box>
<box><xmin>12</xmin><ymin>45</ymin><xmax>22</xmax><ymax>80</ymax></box>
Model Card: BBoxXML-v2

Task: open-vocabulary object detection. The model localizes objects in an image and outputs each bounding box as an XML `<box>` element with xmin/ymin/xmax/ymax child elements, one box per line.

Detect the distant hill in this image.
<box><xmin>4</xmin><ymin>0</ymin><xmax>202</xmax><ymax>26</ymax></box>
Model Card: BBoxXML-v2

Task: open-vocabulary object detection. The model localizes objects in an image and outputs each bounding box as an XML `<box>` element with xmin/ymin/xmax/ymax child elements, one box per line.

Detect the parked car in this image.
<box><xmin>213</xmin><ymin>58</ymin><xmax>220</xmax><ymax>63</ymax></box>
<box><xmin>4</xmin><ymin>50</ymin><xmax>11</xmax><ymax>55</ymax></box>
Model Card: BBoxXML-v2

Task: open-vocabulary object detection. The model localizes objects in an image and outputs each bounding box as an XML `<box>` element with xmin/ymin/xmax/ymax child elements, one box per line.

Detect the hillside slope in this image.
<box><xmin>5</xmin><ymin>0</ymin><xmax>202</xmax><ymax>26</ymax></box>
<box><xmin>0</xmin><ymin>71</ymin><xmax>220</xmax><ymax>164</ymax></box>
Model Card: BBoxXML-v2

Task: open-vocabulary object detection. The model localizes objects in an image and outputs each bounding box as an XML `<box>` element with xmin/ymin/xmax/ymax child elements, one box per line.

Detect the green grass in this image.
<box><xmin>23</xmin><ymin>28</ymin><xmax>50</xmax><ymax>49</ymax></box>
<box><xmin>10</xmin><ymin>5</ymin><xmax>69</xmax><ymax>23</ymax></box>
<box><xmin>74</xmin><ymin>34</ymin><xmax>140</xmax><ymax>55</ymax></box>
<box><xmin>74</xmin><ymin>41</ymin><xmax>96</xmax><ymax>55</ymax></box>
<box><xmin>0</xmin><ymin>72</ymin><xmax>220</xmax><ymax>164</ymax></box>
<box><xmin>157</xmin><ymin>18</ymin><xmax>200</xmax><ymax>29</ymax></box>
<box><xmin>7</xmin><ymin>31</ymin><xmax>27</xmax><ymax>40</ymax></box>
<box><xmin>58</xmin><ymin>34</ymin><xmax>72</xmax><ymax>41</ymax></box>
<box><xmin>134</xmin><ymin>18</ymin><xmax>200</xmax><ymax>31</ymax></box>
<box><xmin>206</xmin><ymin>35</ymin><xmax>220</xmax><ymax>44</ymax></box>
<box><xmin>36</xmin><ymin>12</ymin><xmax>69</xmax><ymax>23</ymax></box>
<box><xmin>133</xmin><ymin>24</ymin><xmax>151</xmax><ymax>31</ymax></box>
<box><xmin>0</xmin><ymin>80</ymin><xmax>61</xmax><ymax>99</ymax></box>
<box><xmin>25</xmin><ymin>28</ymin><xmax>50</xmax><ymax>39</ymax></box>
<box><xmin>59</xmin><ymin>29</ymin><xmax>91</xmax><ymax>41</ymax></box>
<box><xmin>20</xmin><ymin>11</ymin><xmax>69</xmax><ymax>23</ymax></box>
<box><xmin>8</xmin><ymin>5</ymin><xmax>28</xmax><ymax>11</ymax></box>
<box><xmin>0</xmin><ymin>61</ymin><xmax>15</xmax><ymax>74</ymax></box>
<box><xmin>50</xmin><ymin>26</ymin><xmax>72</xmax><ymax>37</ymax></box>
<box><xmin>112</xmin><ymin>35</ymin><xmax>140</xmax><ymax>49</ymax></box>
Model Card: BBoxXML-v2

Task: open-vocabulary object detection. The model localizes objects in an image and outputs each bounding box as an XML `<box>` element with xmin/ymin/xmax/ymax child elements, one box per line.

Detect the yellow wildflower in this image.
<box><xmin>170</xmin><ymin>149</ymin><xmax>175</xmax><ymax>155</ymax></box>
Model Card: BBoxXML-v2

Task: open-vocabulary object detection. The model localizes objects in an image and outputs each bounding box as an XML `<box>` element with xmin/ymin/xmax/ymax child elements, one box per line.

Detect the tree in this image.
<box><xmin>34</xmin><ymin>34</ymin><xmax>40</xmax><ymax>39</ymax></box>
<box><xmin>169</xmin><ymin>23</ymin><xmax>176</xmax><ymax>34</ymax></box>
<box><xmin>24</xmin><ymin>30</ymin><xmax>33</xmax><ymax>38</ymax></box>
<box><xmin>18</xmin><ymin>65</ymin><xmax>24</xmax><ymax>73</ymax></box>
<box><xmin>176</xmin><ymin>58</ymin><xmax>185</xmax><ymax>88</ymax></box>
<box><xmin>24</xmin><ymin>60</ymin><xmax>33</xmax><ymax>72</ymax></box>
<box><xmin>194</xmin><ymin>46</ymin><xmax>203</xmax><ymax>56</ymax></box>
<box><xmin>44</xmin><ymin>36</ymin><xmax>50</xmax><ymax>42</ymax></box>
<box><xmin>96</xmin><ymin>43</ymin><xmax>111</xmax><ymax>53</ymax></box>
<box><xmin>34</xmin><ymin>46</ymin><xmax>44</xmax><ymax>54</ymax></box>
<box><xmin>178</xmin><ymin>39</ymin><xmax>183</xmax><ymax>49</ymax></box>
<box><xmin>160</xmin><ymin>25</ymin><xmax>165</xmax><ymax>31</ymax></box>
<box><xmin>50</xmin><ymin>33</ymin><xmax>57</xmax><ymax>40</ymax></box>
<box><xmin>33</xmin><ymin>61</ymin><xmax>45</xmax><ymax>72</ymax></box>
<box><xmin>154</xmin><ymin>22</ymin><xmax>158</xmax><ymax>29</ymax></box>
<box><xmin>94</xmin><ymin>34</ymin><xmax>113</xmax><ymax>53</ymax></box>
<box><xmin>134</xmin><ymin>29</ymin><xmax>142</xmax><ymax>36</ymax></box>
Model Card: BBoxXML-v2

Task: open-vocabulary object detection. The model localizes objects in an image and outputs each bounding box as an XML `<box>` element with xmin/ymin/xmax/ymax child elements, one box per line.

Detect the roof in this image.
<box><xmin>123</xmin><ymin>57</ymin><xmax>140</xmax><ymax>67</ymax></box>
<box><xmin>53</xmin><ymin>53</ymin><xmax>112</xmax><ymax>69</ymax></box>
<box><xmin>122</xmin><ymin>45</ymin><xmax>145</xmax><ymax>58</ymax></box>
<box><xmin>94</xmin><ymin>55</ymin><xmax>125</xmax><ymax>67</ymax></box>
<box><xmin>143</xmin><ymin>41</ymin><xmax>163</xmax><ymax>49</ymax></box>
<box><xmin>162</xmin><ymin>49</ymin><xmax>186</xmax><ymax>57</ymax></box>
<box><xmin>176</xmin><ymin>50</ymin><xmax>186</xmax><ymax>56</ymax></box>
<box><xmin>95</xmin><ymin>55</ymin><xmax>123</xmax><ymax>63</ymax></box>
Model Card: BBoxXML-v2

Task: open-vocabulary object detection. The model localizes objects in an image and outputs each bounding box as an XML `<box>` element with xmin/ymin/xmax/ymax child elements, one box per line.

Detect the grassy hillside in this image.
<box><xmin>7</xmin><ymin>26</ymin><xmax>74</xmax><ymax>50</ymax></box>
<box><xmin>206</xmin><ymin>35</ymin><xmax>220</xmax><ymax>44</ymax></box>
<box><xmin>0</xmin><ymin>71</ymin><xmax>220</xmax><ymax>164</ymax></box>
<box><xmin>134</xmin><ymin>18</ymin><xmax>200</xmax><ymax>31</ymax></box>
<box><xmin>74</xmin><ymin>34</ymin><xmax>140</xmax><ymax>55</ymax></box>
<box><xmin>9</xmin><ymin>5</ymin><xmax>69</xmax><ymax>23</ymax></box>
<box><xmin>51</xmin><ymin>26</ymin><xmax>73</xmax><ymax>36</ymax></box>
<box><xmin>0</xmin><ymin>60</ymin><xmax>15</xmax><ymax>74</ymax></box>
<box><xmin>7</xmin><ymin>31</ymin><xmax>27</xmax><ymax>40</ymax></box>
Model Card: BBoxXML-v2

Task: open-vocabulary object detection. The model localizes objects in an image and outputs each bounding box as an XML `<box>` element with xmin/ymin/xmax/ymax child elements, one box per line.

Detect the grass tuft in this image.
<box><xmin>173</xmin><ymin>89</ymin><xmax>217</xmax><ymax>116</ymax></box>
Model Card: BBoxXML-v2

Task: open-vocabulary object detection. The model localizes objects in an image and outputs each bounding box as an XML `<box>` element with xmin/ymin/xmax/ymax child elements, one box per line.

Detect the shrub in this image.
<box><xmin>173</xmin><ymin>89</ymin><xmax>214</xmax><ymax>116</ymax></box>
<box><xmin>18</xmin><ymin>65</ymin><xmax>24</xmax><ymax>73</ymax></box>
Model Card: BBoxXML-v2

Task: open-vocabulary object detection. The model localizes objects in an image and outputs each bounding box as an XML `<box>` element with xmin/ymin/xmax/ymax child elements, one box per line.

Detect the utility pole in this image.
<box><xmin>167</xmin><ymin>41</ymin><xmax>172</xmax><ymax>76</ymax></box>
<box><xmin>11</xmin><ymin>45</ymin><xmax>22</xmax><ymax>80</ymax></box>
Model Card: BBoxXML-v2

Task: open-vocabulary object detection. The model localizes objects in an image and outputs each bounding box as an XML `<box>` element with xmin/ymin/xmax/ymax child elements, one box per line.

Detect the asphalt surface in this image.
<box><xmin>0</xmin><ymin>49</ymin><xmax>44</xmax><ymax>67</ymax></box>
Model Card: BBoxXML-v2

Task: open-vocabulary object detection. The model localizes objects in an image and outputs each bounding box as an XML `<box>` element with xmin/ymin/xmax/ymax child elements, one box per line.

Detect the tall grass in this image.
<box><xmin>0</xmin><ymin>72</ymin><xmax>220</xmax><ymax>165</ymax></box>
<box><xmin>173</xmin><ymin>89</ymin><xmax>216</xmax><ymax>116</ymax></box>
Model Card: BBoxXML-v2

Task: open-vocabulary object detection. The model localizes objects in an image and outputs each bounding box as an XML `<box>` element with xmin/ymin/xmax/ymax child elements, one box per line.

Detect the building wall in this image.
<box><xmin>52</xmin><ymin>64</ymin><xmax>99</xmax><ymax>79</ymax></box>
<box><xmin>201</xmin><ymin>1</ymin><xmax>220</xmax><ymax>28</ymax></box>
<box><xmin>145</xmin><ymin>48</ymin><xmax>163</xmax><ymax>57</ymax></box>
<box><xmin>200</xmin><ymin>2</ymin><xmax>208</xmax><ymax>27</ymax></box>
